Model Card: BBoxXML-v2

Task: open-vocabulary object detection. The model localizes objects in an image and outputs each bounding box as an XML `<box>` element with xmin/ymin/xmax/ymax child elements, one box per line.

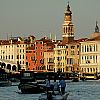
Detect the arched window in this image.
<box><xmin>12</xmin><ymin>65</ymin><xmax>16</xmax><ymax>71</ymax></box>
<box><xmin>7</xmin><ymin>64</ymin><xmax>11</xmax><ymax>70</ymax></box>
<box><xmin>1</xmin><ymin>63</ymin><xmax>6</xmax><ymax>68</ymax></box>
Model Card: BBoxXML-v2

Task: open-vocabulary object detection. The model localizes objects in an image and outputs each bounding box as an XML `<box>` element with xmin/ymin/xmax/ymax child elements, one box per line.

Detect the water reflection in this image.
<box><xmin>0</xmin><ymin>80</ymin><xmax>100</xmax><ymax>100</ymax></box>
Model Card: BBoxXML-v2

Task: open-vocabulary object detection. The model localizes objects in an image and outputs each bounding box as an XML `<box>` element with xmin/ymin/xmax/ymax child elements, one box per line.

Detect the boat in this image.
<box><xmin>18</xmin><ymin>71</ymin><xmax>46</xmax><ymax>94</ymax></box>
<box><xmin>38</xmin><ymin>91</ymin><xmax>69</xmax><ymax>100</ymax></box>
<box><xmin>71</xmin><ymin>72</ymin><xmax>80</xmax><ymax>82</ymax></box>
<box><xmin>0</xmin><ymin>73</ymin><xmax>12</xmax><ymax>87</ymax></box>
<box><xmin>72</xmin><ymin>77</ymin><xmax>79</xmax><ymax>82</ymax></box>
<box><xmin>0</xmin><ymin>80</ymin><xmax>11</xmax><ymax>87</ymax></box>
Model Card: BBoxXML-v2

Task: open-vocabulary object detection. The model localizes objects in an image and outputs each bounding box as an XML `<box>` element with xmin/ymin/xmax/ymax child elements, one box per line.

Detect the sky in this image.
<box><xmin>0</xmin><ymin>0</ymin><xmax>100</xmax><ymax>40</ymax></box>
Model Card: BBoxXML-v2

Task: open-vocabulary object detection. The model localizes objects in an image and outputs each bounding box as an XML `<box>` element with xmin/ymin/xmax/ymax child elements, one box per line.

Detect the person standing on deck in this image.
<box><xmin>53</xmin><ymin>78</ymin><xmax>60</xmax><ymax>94</ymax></box>
<box><xmin>45</xmin><ymin>75</ymin><xmax>51</xmax><ymax>92</ymax></box>
<box><xmin>59</xmin><ymin>77</ymin><xmax>66</xmax><ymax>95</ymax></box>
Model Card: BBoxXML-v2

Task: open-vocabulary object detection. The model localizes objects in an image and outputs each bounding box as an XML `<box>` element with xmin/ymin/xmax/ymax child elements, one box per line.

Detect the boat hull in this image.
<box><xmin>0</xmin><ymin>80</ymin><xmax>12</xmax><ymax>87</ymax></box>
<box><xmin>18</xmin><ymin>83</ymin><xmax>46</xmax><ymax>94</ymax></box>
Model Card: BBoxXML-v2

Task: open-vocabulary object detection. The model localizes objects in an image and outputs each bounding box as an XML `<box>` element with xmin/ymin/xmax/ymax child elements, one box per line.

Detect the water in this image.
<box><xmin>0</xmin><ymin>80</ymin><xmax>100</xmax><ymax>100</ymax></box>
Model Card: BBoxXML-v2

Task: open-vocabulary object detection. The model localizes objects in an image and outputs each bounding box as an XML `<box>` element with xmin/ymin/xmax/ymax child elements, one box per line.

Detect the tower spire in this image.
<box><xmin>95</xmin><ymin>21</ymin><xmax>99</xmax><ymax>33</ymax></box>
<box><xmin>67</xmin><ymin>1</ymin><xmax>70</xmax><ymax>11</ymax></box>
<box><xmin>65</xmin><ymin>1</ymin><xmax>72</xmax><ymax>15</ymax></box>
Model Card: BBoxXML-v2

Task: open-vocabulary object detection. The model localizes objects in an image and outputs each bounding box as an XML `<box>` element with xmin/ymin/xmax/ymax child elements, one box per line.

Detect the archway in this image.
<box><xmin>7</xmin><ymin>64</ymin><xmax>11</xmax><ymax>70</ymax></box>
<box><xmin>12</xmin><ymin>65</ymin><xmax>16</xmax><ymax>71</ymax></box>
<box><xmin>1</xmin><ymin>63</ymin><xmax>6</xmax><ymax>68</ymax></box>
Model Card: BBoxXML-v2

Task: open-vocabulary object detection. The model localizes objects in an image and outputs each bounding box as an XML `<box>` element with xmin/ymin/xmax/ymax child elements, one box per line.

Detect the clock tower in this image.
<box><xmin>62</xmin><ymin>2</ymin><xmax>74</xmax><ymax>44</ymax></box>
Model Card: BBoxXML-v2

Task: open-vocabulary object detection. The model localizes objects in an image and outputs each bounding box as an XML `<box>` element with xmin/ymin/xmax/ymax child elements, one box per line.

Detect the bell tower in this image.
<box><xmin>62</xmin><ymin>2</ymin><xmax>74</xmax><ymax>44</ymax></box>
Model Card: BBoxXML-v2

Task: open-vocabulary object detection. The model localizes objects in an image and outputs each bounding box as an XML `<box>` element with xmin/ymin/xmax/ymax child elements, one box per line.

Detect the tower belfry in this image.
<box><xmin>62</xmin><ymin>2</ymin><xmax>74</xmax><ymax>44</ymax></box>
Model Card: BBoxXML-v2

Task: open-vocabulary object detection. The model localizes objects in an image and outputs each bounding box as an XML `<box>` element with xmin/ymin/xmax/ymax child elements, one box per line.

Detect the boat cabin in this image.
<box><xmin>20</xmin><ymin>71</ymin><xmax>35</xmax><ymax>83</ymax></box>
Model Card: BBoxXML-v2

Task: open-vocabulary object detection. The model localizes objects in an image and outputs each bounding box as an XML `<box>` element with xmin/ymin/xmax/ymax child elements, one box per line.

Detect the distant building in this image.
<box><xmin>80</xmin><ymin>23</ymin><xmax>100</xmax><ymax>74</ymax></box>
<box><xmin>0</xmin><ymin>36</ymin><xmax>35</xmax><ymax>70</ymax></box>
<box><xmin>44</xmin><ymin>49</ymin><xmax>54</xmax><ymax>71</ymax></box>
<box><xmin>54</xmin><ymin>43</ymin><xmax>66</xmax><ymax>72</ymax></box>
<box><xmin>26</xmin><ymin>37</ymin><xmax>55</xmax><ymax>71</ymax></box>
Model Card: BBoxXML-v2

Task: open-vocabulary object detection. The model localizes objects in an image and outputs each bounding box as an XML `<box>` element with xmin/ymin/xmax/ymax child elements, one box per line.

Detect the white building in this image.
<box><xmin>0</xmin><ymin>36</ymin><xmax>35</xmax><ymax>70</ymax></box>
<box><xmin>80</xmin><ymin>22</ymin><xmax>100</xmax><ymax>74</ymax></box>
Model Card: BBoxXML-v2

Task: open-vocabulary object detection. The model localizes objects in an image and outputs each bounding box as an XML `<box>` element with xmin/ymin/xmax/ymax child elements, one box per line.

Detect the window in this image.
<box><xmin>66</xmin><ymin>27</ymin><xmax>67</xmax><ymax>33</ymax></box>
<box><xmin>66</xmin><ymin>46</ymin><xmax>68</xmax><ymax>48</ymax></box>
<box><xmin>77</xmin><ymin>45</ymin><xmax>79</xmax><ymax>48</ymax></box>
<box><xmin>12</xmin><ymin>55</ymin><xmax>13</xmax><ymax>59</ymax></box>
<box><xmin>94</xmin><ymin>45</ymin><xmax>95</xmax><ymax>51</ymax></box>
<box><xmin>85</xmin><ymin>45</ymin><xmax>86</xmax><ymax>52</ymax></box>
<box><xmin>17</xmin><ymin>55</ymin><xmax>19</xmax><ymax>59</ymax></box>
<box><xmin>23</xmin><ymin>55</ymin><xmax>24</xmax><ymax>59</ymax></box>
<box><xmin>40</xmin><ymin>42</ymin><xmax>42</xmax><ymax>44</ymax></box>
<box><xmin>90</xmin><ymin>56</ymin><xmax>92</xmax><ymax>59</ymax></box>
<box><xmin>90</xmin><ymin>45</ymin><xmax>92</xmax><ymax>51</ymax></box>
<box><xmin>20</xmin><ymin>55</ymin><xmax>21</xmax><ymax>59</ymax></box>
<box><xmin>71</xmin><ymin>46</ymin><xmax>75</xmax><ymax>49</ymax></box>
<box><xmin>71</xmin><ymin>51</ymin><xmax>74</xmax><ymax>55</ymax></box>
<box><xmin>90</xmin><ymin>68</ymin><xmax>92</xmax><ymax>72</ymax></box>
<box><xmin>87</xmin><ymin>46</ymin><xmax>89</xmax><ymax>52</ymax></box>
<box><xmin>67</xmin><ymin>59</ymin><xmax>68</xmax><ymax>64</ymax></box>
<box><xmin>41</xmin><ymin>52</ymin><xmax>42</xmax><ymax>56</ymax></box>
<box><xmin>87</xmin><ymin>68</ymin><xmax>89</xmax><ymax>72</ymax></box>
<box><xmin>9</xmin><ymin>55</ymin><xmax>10</xmax><ymax>59</ymax></box>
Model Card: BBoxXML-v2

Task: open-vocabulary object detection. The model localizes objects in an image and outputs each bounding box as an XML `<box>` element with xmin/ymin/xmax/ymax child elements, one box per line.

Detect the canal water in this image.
<box><xmin>0</xmin><ymin>80</ymin><xmax>100</xmax><ymax>100</ymax></box>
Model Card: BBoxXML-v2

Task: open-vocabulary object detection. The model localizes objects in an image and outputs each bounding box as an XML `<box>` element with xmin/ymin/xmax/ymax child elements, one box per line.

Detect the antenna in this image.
<box><xmin>50</xmin><ymin>33</ymin><xmax>52</xmax><ymax>40</ymax></box>
<box><xmin>55</xmin><ymin>34</ymin><xmax>56</xmax><ymax>42</ymax></box>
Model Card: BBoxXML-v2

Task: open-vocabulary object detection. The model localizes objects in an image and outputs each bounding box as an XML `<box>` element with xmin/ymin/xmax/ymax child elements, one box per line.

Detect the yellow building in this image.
<box><xmin>44</xmin><ymin>50</ymin><xmax>54</xmax><ymax>71</ymax></box>
<box><xmin>54</xmin><ymin>44</ymin><xmax>66</xmax><ymax>72</ymax></box>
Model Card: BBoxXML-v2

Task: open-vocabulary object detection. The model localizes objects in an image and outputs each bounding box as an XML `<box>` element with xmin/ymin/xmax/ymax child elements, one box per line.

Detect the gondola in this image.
<box><xmin>18</xmin><ymin>71</ymin><xmax>46</xmax><ymax>94</ymax></box>
<box><xmin>39</xmin><ymin>91</ymin><xmax>69</xmax><ymax>100</ymax></box>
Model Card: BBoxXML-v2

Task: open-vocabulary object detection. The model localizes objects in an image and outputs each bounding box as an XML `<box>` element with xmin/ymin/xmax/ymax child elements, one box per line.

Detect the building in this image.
<box><xmin>54</xmin><ymin>43</ymin><xmax>66</xmax><ymax>72</ymax></box>
<box><xmin>0</xmin><ymin>36</ymin><xmax>35</xmax><ymax>71</ymax></box>
<box><xmin>80</xmin><ymin>22</ymin><xmax>100</xmax><ymax>74</ymax></box>
<box><xmin>44</xmin><ymin>49</ymin><xmax>54</xmax><ymax>71</ymax></box>
<box><xmin>26</xmin><ymin>37</ymin><xmax>55</xmax><ymax>71</ymax></box>
<box><xmin>62</xmin><ymin>2</ymin><xmax>74</xmax><ymax>44</ymax></box>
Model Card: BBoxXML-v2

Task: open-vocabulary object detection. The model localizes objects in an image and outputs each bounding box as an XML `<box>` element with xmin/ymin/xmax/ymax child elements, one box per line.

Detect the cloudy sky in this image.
<box><xmin>0</xmin><ymin>0</ymin><xmax>100</xmax><ymax>40</ymax></box>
